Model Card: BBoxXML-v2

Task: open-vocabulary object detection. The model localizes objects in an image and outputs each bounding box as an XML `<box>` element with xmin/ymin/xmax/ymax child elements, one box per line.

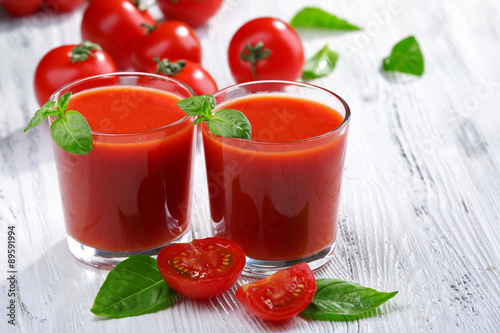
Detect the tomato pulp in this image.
<box><xmin>202</xmin><ymin>93</ymin><xmax>349</xmax><ymax>261</ymax></box>
<box><xmin>53</xmin><ymin>85</ymin><xmax>195</xmax><ymax>252</ymax></box>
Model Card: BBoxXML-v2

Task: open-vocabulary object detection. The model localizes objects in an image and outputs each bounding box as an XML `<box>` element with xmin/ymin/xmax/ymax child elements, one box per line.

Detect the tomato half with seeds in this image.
<box><xmin>236</xmin><ymin>262</ymin><xmax>316</xmax><ymax>321</ymax></box>
<box><xmin>157</xmin><ymin>237</ymin><xmax>246</xmax><ymax>299</ymax></box>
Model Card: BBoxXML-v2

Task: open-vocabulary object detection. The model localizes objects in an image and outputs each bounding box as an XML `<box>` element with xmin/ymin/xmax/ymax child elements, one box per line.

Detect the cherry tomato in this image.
<box><xmin>81</xmin><ymin>0</ymin><xmax>155</xmax><ymax>70</ymax></box>
<box><xmin>44</xmin><ymin>0</ymin><xmax>87</xmax><ymax>13</ymax></box>
<box><xmin>157</xmin><ymin>0</ymin><xmax>223</xmax><ymax>27</ymax></box>
<box><xmin>132</xmin><ymin>21</ymin><xmax>201</xmax><ymax>72</ymax></box>
<box><xmin>235</xmin><ymin>262</ymin><xmax>316</xmax><ymax>321</ymax></box>
<box><xmin>157</xmin><ymin>237</ymin><xmax>246</xmax><ymax>300</ymax></box>
<box><xmin>0</xmin><ymin>0</ymin><xmax>41</xmax><ymax>17</ymax></box>
<box><xmin>228</xmin><ymin>17</ymin><xmax>304</xmax><ymax>83</ymax></box>
<box><xmin>146</xmin><ymin>57</ymin><xmax>217</xmax><ymax>96</ymax></box>
<box><xmin>33</xmin><ymin>41</ymin><xmax>117</xmax><ymax>106</ymax></box>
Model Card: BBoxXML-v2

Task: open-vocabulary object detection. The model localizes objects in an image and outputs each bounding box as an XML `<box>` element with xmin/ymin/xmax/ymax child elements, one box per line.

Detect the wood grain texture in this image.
<box><xmin>1</xmin><ymin>0</ymin><xmax>500</xmax><ymax>332</ymax></box>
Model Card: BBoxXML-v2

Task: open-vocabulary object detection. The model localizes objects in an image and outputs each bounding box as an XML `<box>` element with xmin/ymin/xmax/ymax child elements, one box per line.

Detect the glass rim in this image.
<box><xmin>49</xmin><ymin>72</ymin><xmax>195</xmax><ymax>137</ymax></box>
<box><xmin>205</xmin><ymin>80</ymin><xmax>351</xmax><ymax>145</ymax></box>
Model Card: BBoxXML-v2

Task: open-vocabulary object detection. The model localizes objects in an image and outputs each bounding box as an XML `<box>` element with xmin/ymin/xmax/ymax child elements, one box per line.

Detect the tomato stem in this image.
<box><xmin>70</xmin><ymin>41</ymin><xmax>101</xmax><ymax>63</ymax></box>
<box><xmin>240</xmin><ymin>42</ymin><xmax>271</xmax><ymax>80</ymax></box>
<box><xmin>153</xmin><ymin>56</ymin><xmax>186</xmax><ymax>76</ymax></box>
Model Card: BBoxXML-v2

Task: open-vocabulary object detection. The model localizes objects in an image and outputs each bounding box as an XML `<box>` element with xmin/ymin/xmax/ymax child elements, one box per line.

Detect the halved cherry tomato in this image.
<box><xmin>228</xmin><ymin>17</ymin><xmax>304</xmax><ymax>83</ymax></box>
<box><xmin>81</xmin><ymin>0</ymin><xmax>155</xmax><ymax>69</ymax></box>
<box><xmin>235</xmin><ymin>262</ymin><xmax>316</xmax><ymax>321</ymax></box>
<box><xmin>157</xmin><ymin>237</ymin><xmax>246</xmax><ymax>300</ymax></box>
<box><xmin>0</xmin><ymin>0</ymin><xmax>41</xmax><ymax>17</ymax></box>
<box><xmin>33</xmin><ymin>41</ymin><xmax>117</xmax><ymax>106</ymax></box>
<box><xmin>146</xmin><ymin>57</ymin><xmax>217</xmax><ymax>96</ymax></box>
<box><xmin>132</xmin><ymin>20</ymin><xmax>202</xmax><ymax>72</ymax></box>
<box><xmin>157</xmin><ymin>0</ymin><xmax>223</xmax><ymax>27</ymax></box>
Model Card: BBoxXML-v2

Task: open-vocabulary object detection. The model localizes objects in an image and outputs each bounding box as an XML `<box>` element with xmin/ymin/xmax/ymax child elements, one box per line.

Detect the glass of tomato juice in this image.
<box><xmin>202</xmin><ymin>81</ymin><xmax>350</xmax><ymax>276</ymax></box>
<box><xmin>49</xmin><ymin>73</ymin><xmax>196</xmax><ymax>268</ymax></box>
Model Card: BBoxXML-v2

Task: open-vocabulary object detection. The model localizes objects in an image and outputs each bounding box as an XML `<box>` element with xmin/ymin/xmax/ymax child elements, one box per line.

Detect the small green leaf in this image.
<box><xmin>382</xmin><ymin>36</ymin><xmax>424</xmax><ymax>76</ymax></box>
<box><xmin>303</xmin><ymin>45</ymin><xmax>339</xmax><ymax>80</ymax></box>
<box><xmin>176</xmin><ymin>95</ymin><xmax>216</xmax><ymax>117</ymax></box>
<box><xmin>209</xmin><ymin>109</ymin><xmax>252</xmax><ymax>139</ymax></box>
<box><xmin>50</xmin><ymin>110</ymin><xmax>93</xmax><ymax>155</ymax></box>
<box><xmin>23</xmin><ymin>101</ymin><xmax>56</xmax><ymax>133</ymax></box>
<box><xmin>291</xmin><ymin>7</ymin><xmax>361</xmax><ymax>31</ymax></box>
<box><xmin>91</xmin><ymin>255</ymin><xmax>177</xmax><ymax>319</ymax></box>
<box><xmin>300</xmin><ymin>279</ymin><xmax>398</xmax><ymax>320</ymax></box>
<box><xmin>56</xmin><ymin>92</ymin><xmax>72</xmax><ymax>116</ymax></box>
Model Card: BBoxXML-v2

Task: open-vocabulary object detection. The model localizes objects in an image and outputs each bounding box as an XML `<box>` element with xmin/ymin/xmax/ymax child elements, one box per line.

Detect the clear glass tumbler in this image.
<box><xmin>50</xmin><ymin>73</ymin><xmax>196</xmax><ymax>268</ymax></box>
<box><xmin>201</xmin><ymin>80</ymin><xmax>350</xmax><ymax>277</ymax></box>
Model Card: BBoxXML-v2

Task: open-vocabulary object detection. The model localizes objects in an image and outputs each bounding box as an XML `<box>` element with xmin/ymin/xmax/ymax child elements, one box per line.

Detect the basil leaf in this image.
<box><xmin>23</xmin><ymin>101</ymin><xmax>57</xmax><ymax>133</ymax></box>
<box><xmin>56</xmin><ymin>92</ymin><xmax>72</xmax><ymax>117</ymax></box>
<box><xmin>303</xmin><ymin>45</ymin><xmax>339</xmax><ymax>80</ymax></box>
<box><xmin>209</xmin><ymin>109</ymin><xmax>252</xmax><ymax>139</ymax></box>
<box><xmin>291</xmin><ymin>7</ymin><xmax>361</xmax><ymax>31</ymax></box>
<box><xmin>91</xmin><ymin>255</ymin><xmax>177</xmax><ymax>319</ymax></box>
<box><xmin>50</xmin><ymin>110</ymin><xmax>93</xmax><ymax>155</ymax></box>
<box><xmin>382</xmin><ymin>36</ymin><xmax>424</xmax><ymax>76</ymax></box>
<box><xmin>176</xmin><ymin>95</ymin><xmax>216</xmax><ymax>117</ymax></box>
<box><xmin>300</xmin><ymin>279</ymin><xmax>398</xmax><ymax>320</ymax></box>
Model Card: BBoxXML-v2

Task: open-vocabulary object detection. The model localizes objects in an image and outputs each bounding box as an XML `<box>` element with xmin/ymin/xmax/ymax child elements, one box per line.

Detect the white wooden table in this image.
<box><xmin>1</xmin><ymin>0</ymin><xmax>500</xmax><ymax>332</ymax></box>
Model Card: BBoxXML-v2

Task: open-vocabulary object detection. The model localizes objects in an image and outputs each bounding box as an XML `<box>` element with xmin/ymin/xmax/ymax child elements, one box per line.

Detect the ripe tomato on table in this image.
<box><xmin>236</xmin><ymin>262</ymin><xmax>317</xmax><ymax>321</ymax></box>
<box><xmin>228</xmin><ymin>17</ymin><xmax>304</xmax><ymax>83</ymax></box>
<box><xmin>0</xmin><ymin>0</ymin><xmax>41</xmax><ymax>17</ymax></box>
<box><xmin>81</xmin><ymin>0</ymin><xmax>155</xmax><ymax>70</ymax></box>
<box><xmin>33</xmin><ymin>41</ymin><xmax>117</xmax><ymax>106</ymax></box>
<box><xmin>132</xmin><ymin>20</ymin><xmax>202</xmax><ymax>72</ymax></box>
<box><xmin>157</xmin><ymin>237</ymin><xmax>246</xmax><ymax>299</ymax></box>
<box><xmin>157</xmin><ymin>0</ymin><xmax>223</xmax><ymax>27</ymax></box>
<box><xmin>44</xmin><ymin>0</ymin><xmax>87</xmax><ymax>13</ymax></box>
<box><xmin>146</xmin><ymin>57</ymin><xmax>217</xmax><ymax>96</ymax></box>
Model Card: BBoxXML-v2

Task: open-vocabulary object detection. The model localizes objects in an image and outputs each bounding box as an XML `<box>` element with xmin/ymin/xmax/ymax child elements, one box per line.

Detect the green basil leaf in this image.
<box><xmin>57</xmin><ymin>92</ymin><xmax>72</xmax><ymax>117</ymax></box>
<box><xmin>194</xmin><ymin>115</ymin><xmax>210</xmax><ymax>125</ymax></box>
<box><xmin>50</xmin><ymin>110</ymin><xmax>93</xmax><ymax>155</ymax></box>
<box><xmin>300</xmin><ymin>279</ymin><xmax>398</xmax><ymax>320</ymax></box>
<box><xmin>291</xmin><ymin>7</ymin><xmax>361</xmax><ymax>31</ymax></box>
<box><xmin>303</xmin><ymin>45</ymin><xmax>339</xmax><ymax>80</ymax></box>
<box><xmin>91</xmin><ymin>255</ymin><xmax>177</xmax><ymax>319</ymax></box>
<box><xmin>176</xmin><ymin>95</ymin><xmax>216</xmax><ymax>117</ymax></box>
<box><xmin>23</xmin><ymin>101</ymin><xmax>57</xmax><ymax>133</ymax></box>
<box><xmin>382</xmin><ymin>36</ymin><xmax>424</xmax><ymax>76</ymax></box>
<box><xmin>208</xmin><ymin>109</ymin><xmax>252</xmax><ymax>139</ymax></box>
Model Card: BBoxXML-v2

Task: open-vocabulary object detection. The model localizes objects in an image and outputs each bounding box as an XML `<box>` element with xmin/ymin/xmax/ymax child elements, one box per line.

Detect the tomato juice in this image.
<box><xmin>53</xmin><ymin>84</ymin><xmax>195</xmax><ymax>253</ymax></box>
<box><xmin>202</xmin><ymin>89</ymin><xmax>350</xmax><ymax>263</ymax></box>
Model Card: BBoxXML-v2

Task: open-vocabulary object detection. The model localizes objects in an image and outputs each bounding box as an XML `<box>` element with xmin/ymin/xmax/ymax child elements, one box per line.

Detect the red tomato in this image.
<box><xmin>157</xmin><ymin>237</ymin><xmax>246</xmax><ymax>300</ymax></box>
<box><xmin>0</xmin><ymin>0</ymin><xmax>41</xmax><ymax>16</ymax></box>
<box><xmin>157</xmin><ymin>0</ymin><xmax>223</xmax><ymax>27</ymax></box>
<box><xmin>146</xmin><ymin>57</ymin><xmax>217</xmax><ymax>96</ymax></box>
<box><xmin>235</xmin><ymin>263</ymin><xmax>316</xmax><ymax>321</ymax></box>
<box><xmin>228</xmin><ymin>17</ymin><xmax>304</xmax><ymax>83</ymax></box>
<box><xmin>44</xmin><ymin>0</ymin><xmax>87</xmax><ymax>12</ymax></box>
<box><xmin>81</xmin><ymin>0</ymin><xmax>155</xmax><ymax>70</ymax></box>
<box><xmin>33</xmin><ymin>41</ymin><xmax>117</xmax><ymax>106</ymax></box>
<box><xmin>132</xmin><ymin>21</ymin><xmax>201</xmax><ymax>72</ymax></box>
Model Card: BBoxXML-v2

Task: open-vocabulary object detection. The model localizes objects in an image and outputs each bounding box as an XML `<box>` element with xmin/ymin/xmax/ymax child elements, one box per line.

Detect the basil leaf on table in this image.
<box><xmin>303</xmin><ymin>45</ymin><xmax>339</xmax><ymax>80</ymax></box>
<box><xmin>300</xmin><ymin>278</ymin><xmax>398</xmax><ymax>320</ymax></box>
<box><xmin>209</xmin><ymin>109</ymin><xmax>252</xmax><ymax>139</ymax></box>
<box><xmin>291</xmin><ymin>7</ymin><xmax>361</xmax><ymax>31</ymax></box>
<box><xmin>382</xmin><ymin>36</ymin><xmax>424</xmax><ymax>76</ymax></box>
<box><xmin>91</xmin><ymin>255</ymin><xmax>177</xmax><ymax>319</ymax></box>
